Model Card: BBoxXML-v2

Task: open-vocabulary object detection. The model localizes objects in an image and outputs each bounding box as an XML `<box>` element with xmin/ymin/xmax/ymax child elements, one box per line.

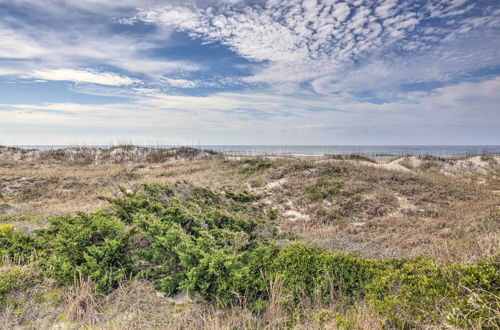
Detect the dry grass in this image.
<box><xmin>0</xmin><ymin>269</ymin><xmax>393</xmax><ymax>330</ymax></box>
<box><xmin>262</xmin><ymin>275</ymin><xmax>289</xmax><ymax>328</ymax></box>
<box><xmin>268</xmin><ymin>161</ymin><xmax>500</xmax><ymax>262</ymax></box>
<box><xmin>94</xmin><ymin>285</ymin><xmax>261</xmax><ymax>329</ymax></box>
<box><xmin>64</xmin><ymin>275</ymin><xmax>101</xmax><ymax>323</ymax></box>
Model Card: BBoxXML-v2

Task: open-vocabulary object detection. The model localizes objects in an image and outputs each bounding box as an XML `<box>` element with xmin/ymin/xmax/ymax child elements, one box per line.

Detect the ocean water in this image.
<box><xmin>198</xmin><ymin>145</ymin><xmax>500</xmax><ymax>157</ymax></box>
<box><xmin>16</xmin><ymin>145</ymin><xmax>500</xmax><ymax>157</ymax></box>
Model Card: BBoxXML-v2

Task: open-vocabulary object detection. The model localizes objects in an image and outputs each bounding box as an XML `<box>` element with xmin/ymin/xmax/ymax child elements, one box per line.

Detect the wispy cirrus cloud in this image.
<box><xmin>26</xmin><ymin>69</ymin><xmax>140</xmax><ymax>86</ymax></box>
<box><xmin>0</xmin><ymin>1</ymin><xmax>202</xmax><ymax>86</ymax></box>
<box><xmin>0</xmin><ymin>24</ymin><xmax>47</xmax><ymax>59</ymax></box>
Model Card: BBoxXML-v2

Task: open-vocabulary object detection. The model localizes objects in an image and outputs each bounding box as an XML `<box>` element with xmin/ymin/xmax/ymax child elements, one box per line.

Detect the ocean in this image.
<box><xmin>15</xmin><ymin>145</ymin><xmax>500</xmax><ymax>157</ymax></box>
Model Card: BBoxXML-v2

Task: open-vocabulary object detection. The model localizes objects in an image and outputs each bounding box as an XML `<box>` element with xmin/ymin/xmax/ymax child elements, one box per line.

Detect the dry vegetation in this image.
<box><xmin>1</xmin><ymin>146</ymin><xmax>499</xmax><ymax>329</ymax></box>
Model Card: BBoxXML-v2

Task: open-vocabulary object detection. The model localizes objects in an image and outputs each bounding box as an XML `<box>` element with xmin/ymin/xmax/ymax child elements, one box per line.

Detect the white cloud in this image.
<box><xmin>160</xmin><ymin>77</ymin><xmax>198</xmax><ymax>88</ymax></box>
<box><xmin>0</xmin><ymin>25</ymin><xmax>46</xmax><ymax>59</ymax></box>
<box><xmin>332</xmin><ymin>3</ymin><xmax>351</xmax><ymax>22</ymax></box>
<box><xmin>426</xmin><ymin>77</ymin><xmax>500</xmax><ymax>106</ymax></box>
<box><xmin>375</xmin><ymin>0</ymin><xmax>397</xmax><ymax>19</ymax></box>
<box><xmin>0</xmin><ymin>67</ymin><xmax>21</xmax><ymax>76</ymax></box>
<box><xmin>2</xmin><ymin>102</ymin><xmax>114</xmax><ymax>113</ymax></box>
<box><xmin>3</xmin><ymin>0</ymin><xmax>497</xmax><ymax>97</ymax></box>
<box><xmin>110</xmin><ymin>58</ymin><xmax>201</xmax><ymax>76</ymax></box>
<box><xmin>28</xmin><ymin>69</ymin><xmax>139</xmax><ymax>86</ymax></box>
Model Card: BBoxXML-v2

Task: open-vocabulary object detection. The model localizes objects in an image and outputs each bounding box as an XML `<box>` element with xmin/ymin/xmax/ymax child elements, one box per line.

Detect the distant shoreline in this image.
<box><xmin>4</xmin><ymin>144</ymin><xmax>500</xmax><ymax>158</ymax></box>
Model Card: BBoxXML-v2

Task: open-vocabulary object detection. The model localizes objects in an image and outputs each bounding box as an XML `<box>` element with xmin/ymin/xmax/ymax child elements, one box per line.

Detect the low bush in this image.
<box><xmin>268</xmin><ymin>209</ymin><xmax>278</xmax><ymax>220</ymax></box>
<box><xmin>0</xmin><ymin>268</ymin><xmax>27</xmax><ymax>305</ymax></box>
<box><xmin>37</xmin><ymin>213</ymin><xmax>132</xmax><ymax>293</ymax></box>
<box><xmin>273</xmin><ymin>243</ymin><xmax>333</xmax><ymax>304</ymax></box>
<box><xmin>306</xmin><ymin>179</ymin><xmax>343</xmax><ymax>201</ymax></box>
<box><xmin>239</xmin><ymin>159</ymin><xmax>273</xmax><ymax>176</ymax></box>
<box><xmin>105</xmin><ymin>183</ymin><xmax>274</xmax><ymax>305</ymax></box>
<box><xmin>225</xmin><ymin>190</ymin><xmax>260</xmax><ymax>202</ymax></box>
<box><xmin>0</xmin><ymin>224</ymin><xmax>39</xmax><ymax>263</ymax></box>
<box><xmin>0</xmin><ymin>266</ymin><xmax>38</xmax><ymax>315</ymax></box>
<box><xmin>366</xmin><ymin>257</ymin><xmax>500</xmax><ymax>328</ymax></box>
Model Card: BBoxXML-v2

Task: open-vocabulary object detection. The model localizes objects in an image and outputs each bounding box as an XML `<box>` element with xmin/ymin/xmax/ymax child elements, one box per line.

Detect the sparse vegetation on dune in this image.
<box><xmin>0</xmin><ymin>147</ymin><xmax>499</xmax><ymax>328</ymax></box>
<box><xmin>0</xmin><ymin>145</ymin><xmax>221</xmax><ymax>165</ymax></box>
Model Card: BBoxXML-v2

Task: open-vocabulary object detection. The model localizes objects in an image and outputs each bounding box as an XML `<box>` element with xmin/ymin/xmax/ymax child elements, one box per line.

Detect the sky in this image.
<box><xmin>0</xmin><ymin>0</ymin><xmax>499</xmax><ymax>145</ymax></box>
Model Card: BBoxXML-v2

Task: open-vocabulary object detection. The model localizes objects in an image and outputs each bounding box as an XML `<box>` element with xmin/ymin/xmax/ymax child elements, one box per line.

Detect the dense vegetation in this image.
<box><xmin>1</xmin><ymin>183</ymin><xmax>498</xmax><ymax>328</ymax></box>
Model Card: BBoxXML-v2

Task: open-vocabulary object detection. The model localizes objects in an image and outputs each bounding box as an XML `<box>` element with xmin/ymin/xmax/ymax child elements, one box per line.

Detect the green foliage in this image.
<box><xmin>107</xmin><ymin>183</ymin><xmax>273</xmax><ymax>305</ymax></box>
<box><xmin>0</xmin><ymin>267</ymin><xmax>36</xmax><ymax>312</ymax></box>
<box><xmin>365</xmin><ymin>257</ymin><xmax>500</xmax><ymax>328</ymax></box>
<box><xmin>447</xmin><ymin>259</ymin><xmax>500</xmax><ymax>329</ymax></box>
<box><xmin>1</xmin><ymin>214</ymin><xmax>44</xmax><ymax>223</ymax></box>
<box><xmin>225</xmin><ymin>190</ymin><xmax>260</xmax><ymax>203</ymax></box>
<box><xmin>277</xmin><ymin>231</ymin><xmax>297</xmax><ymax>241</ymax></box>
<box><xmin>273</xmin><ymin>244</ymin><xmax>384</xmax><ymax>306</ymax></box>
<box><xmin>0</xmin><ymin>224</ymin><xmax>39</xmax><ymax>263</ymax></box>
<box><xmin>251</xmin><ymin>242</ymin><xmax>498</xmax><ymax>328</ymax></box>
<box><xmin>306</xmin><ymin>179</ymin><xmax>343</xmax><ymax>201</ymax></box>
<box><xmin>239</xmin><ymin>159</ymin><xmax>272</xmax><ymax>176</ymax></box>
<box><xmin>273</xmin><ymin>243</ymin><xmax>332</xmax><ymax>303</ymax></box>
<box><xmin>37</xmin><ymin>213</ymin><xmax>132</xmax><ymax>292</ymax></box>
<box><xmin>328</xmin><ymin>254</ymin><xmax>384</xmax><ymax>296</ymax></box>
<box><xmin>366</xmin><ymin>258</ymin><xmax>454</xmax><ymax>327</ymax></box>
<box><xmin>268</xmin><ymin>209</ymin><xmax>278</xmax><ymax>220</ymax></box>
<box><xmin>0</xmin><ymin>268</ymin><xmax>24</xmax><ymax>305</ymax></box>
<box><xmin>178</xmin><ymin>244</ymin><xmax>278</xmax><ymax>305</ymax></box>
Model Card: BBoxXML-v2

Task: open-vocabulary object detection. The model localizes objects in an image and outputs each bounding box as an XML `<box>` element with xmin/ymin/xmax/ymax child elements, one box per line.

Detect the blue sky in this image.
<box><xmin>0</xmin><ymin>0</ymin><xmax>499</xmax><ymax>145</ymax></box>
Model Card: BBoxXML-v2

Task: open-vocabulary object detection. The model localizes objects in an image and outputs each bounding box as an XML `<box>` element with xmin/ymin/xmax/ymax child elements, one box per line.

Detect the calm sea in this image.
<box><xmin>16</xmin><ymin>145</ymin><xmax>500</xmax><ymax>157</ymax></box>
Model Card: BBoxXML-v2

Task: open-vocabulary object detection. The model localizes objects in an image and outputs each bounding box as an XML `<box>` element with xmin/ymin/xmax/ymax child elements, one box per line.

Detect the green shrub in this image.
<box><xmin>239</xmin><ymin>159</ymin><xmax>272</xmax><ymax>176</ymax></box>
<box><xmin>225</xmin><ymin>190</ymin><xmax>260</xmax><ymax>203</ymax></box>
<box><xmin>37</xmin><ymin>213</ymin><xmax>132</xmax><ymax>292</ymax></box>
<box><xmin>328</xmin><ymin>254</ymin><xmax>383</xmax><ymax>297</ymax></box>
<box><xmin>268</xmin><ymin>209</ymin><xmax>278</xmax><ymax>220</ymax></box>
<box><xmin>365</xmin><ymin>258</ymin><xmax>500</xmax><ymax>328</ymax></box>
<box><xmin>366</xmin><ymin>258</ymin><xmax>455</xmax><ymax>327</ymax></box>
<box><xmin>447</xmin><ymin>259</ymin><xmax>500</xmax><ymax>329</ymax></box>
<box><xmin>177</xmin><ymin>243</ymin><xmax>278</xmax><ymax>305</ymax></box>
<box><xmin>103</xmin><ymin>182</ymin><xmax>275</xmax><ymax>305</ymax></box>
<box><xmin>0</xmin><ymin>224</ymin><xmax>39</xmax><ymax>263</ymax></box>
<box><xmin>0</xmin><ymin>268</ymin><xmax>24</xmax><ymax>305</ymax></box>
<box><xmin>306</xmin><ymin>179</ymin><xmax>343</xmax><ymax>201</ymax></box>
<box><xmin>272</xmin><ymin>244</ymin><xmax>384</xmax><ymax>305</ymax></box>
<box><xmin>277</xmin><ymin>231</ymin><xmax>297</xmax><ymax>240</ymax></box>
<box><xmin>0</xmin><ymin>267</ymin><xmax>36</xmax><ymax>312</ymax></box>
<box><xmin>272</xmin><ymin>243</ymin><xmax>333</xmax><ymax>304</ymax></box>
